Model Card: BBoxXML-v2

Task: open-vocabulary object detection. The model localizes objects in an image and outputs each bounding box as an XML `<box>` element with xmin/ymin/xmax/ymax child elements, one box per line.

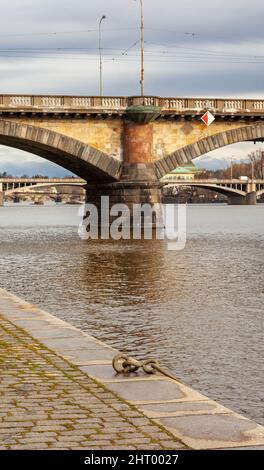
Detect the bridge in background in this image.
<box><xmin>162</xmin><ymin>178</ymin><xmax>264</xmax><ymax>205</ymax></box>
<box><xmin>1</xmin><ymin>177</ymin><xmax>263</xmax><ymax>206</ymax></box>
<box><xmin>1</xmin><ymin>94</ymin><xmax>264</xmax><ymax>218</ymax></box>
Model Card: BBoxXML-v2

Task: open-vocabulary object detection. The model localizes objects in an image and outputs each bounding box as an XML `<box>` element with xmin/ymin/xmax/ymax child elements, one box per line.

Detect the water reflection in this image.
<box><xmin>80</xmin><ymin>238</ymin><xmax>169</xmax><ymax>304</ymax></box>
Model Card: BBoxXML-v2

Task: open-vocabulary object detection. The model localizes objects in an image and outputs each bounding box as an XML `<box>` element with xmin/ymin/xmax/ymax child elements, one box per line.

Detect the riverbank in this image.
<box><xmin>0</xmin><ymin>288</ymin><xmax>263</xmax><ymax>450</ymax></box>
<box><xmin>0</xmin><ymin>290</ymin><xmax>186</xmax><ymax>450</ymax></box>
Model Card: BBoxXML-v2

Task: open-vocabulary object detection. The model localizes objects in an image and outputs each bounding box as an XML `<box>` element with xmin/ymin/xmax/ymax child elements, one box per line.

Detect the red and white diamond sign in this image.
<box><xmin>201</xmin><ymin>111</ymin><xmax>215</xmax><ymax>126</ymax></box>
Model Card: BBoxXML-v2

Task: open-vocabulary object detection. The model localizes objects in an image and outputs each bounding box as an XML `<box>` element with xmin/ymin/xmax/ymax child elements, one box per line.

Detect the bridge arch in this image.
<box><xmin>4</xmin><ymin>181</ymin><xmax>85</xmax><ymax>195</ymax></box>
<box><xmin>154</xmin><ymin>123</ymin><xmax>264</xmax><ymax>178</ymax></box>
<box><xmin>165</xmin><ymin>183</ymin><xmax>246</xmax><ymax>198</ymax></box>
<box><xmin>257</xmin><ymin>188</ymin><xmax>264</xmax><ymax>198</ymax></box>
<box><xmin>0</xmin><ymin>119</ymin><xmax>121</xmax><ymax>182</ymax></box>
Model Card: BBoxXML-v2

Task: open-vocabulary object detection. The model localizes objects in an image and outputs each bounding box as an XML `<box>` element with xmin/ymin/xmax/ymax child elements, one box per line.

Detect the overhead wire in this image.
<box><xmin>0</xmin><ymin>29</ymin><xmax>263</xmax><ymax>65</ymax></box>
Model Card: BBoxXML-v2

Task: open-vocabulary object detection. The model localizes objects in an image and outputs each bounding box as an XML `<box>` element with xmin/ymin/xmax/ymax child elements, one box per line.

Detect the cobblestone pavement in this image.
<box><xmin>0</xmin><ymin>315</ymin><xmax>187</xmax><ymax>450</ymax></box>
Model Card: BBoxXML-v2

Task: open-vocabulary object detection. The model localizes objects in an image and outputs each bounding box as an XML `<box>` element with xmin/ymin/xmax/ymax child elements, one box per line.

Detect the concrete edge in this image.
<box><xmin>0</xmin><ymin>287</ymin><xmax>264</xmax><ymax>450</ymax></box>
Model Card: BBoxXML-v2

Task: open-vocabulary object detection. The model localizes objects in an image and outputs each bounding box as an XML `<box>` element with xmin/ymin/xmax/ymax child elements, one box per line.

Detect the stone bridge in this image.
<box><xmin>1</xmin><ymin>94</ymin><xmax>264</xmax><ymax>215</ymax></box>
<box><xmin>0</xmin><ymin>177</ymin><xmax>85</xmax><ymax>205</ymax></box>
<box><xmin>162</xmin><ymin>178</ymin><xmax>264</xmax><ymax>205</ymax></box>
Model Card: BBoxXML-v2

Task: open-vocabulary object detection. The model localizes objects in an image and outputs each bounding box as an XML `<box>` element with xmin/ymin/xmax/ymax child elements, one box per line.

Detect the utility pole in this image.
<box><xmin>140</xmin><ymin>0</ymin><xmax>145</xmax><ymax>96</ymax></box>
<box><xmin>99</xmin><ymin>15</ymin><xmax>106</xmax><ymax>97</ymax></box>
<box><xmin>230</xmin><ymin>157</ymin><xmax>233</xmax><ymax>180</ymax></box>
<box><xmin>134</xmin><ymin>0</ymin><xmax>145</xmax><ymax>96</ymax></box>
<box><xmin>251</xmin><ymin>160</ymin><xmax>255</xmax><ymax>181</ymax></box>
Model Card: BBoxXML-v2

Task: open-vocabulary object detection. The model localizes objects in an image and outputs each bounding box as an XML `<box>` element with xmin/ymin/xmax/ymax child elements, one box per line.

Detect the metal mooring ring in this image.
<box><xmin>112</xmin><ymin>353</ymin><xmax>130</xmax><ymax>373</ymax></box>
<box><xmin>112</xmin><ymin>353</ymin><xmax>180</xmax><ymax>382</ymax></box>
<box><xmin>142</xmin><ymin>359</ymin><xmax>159</xmax><ymax>374</ymax></box>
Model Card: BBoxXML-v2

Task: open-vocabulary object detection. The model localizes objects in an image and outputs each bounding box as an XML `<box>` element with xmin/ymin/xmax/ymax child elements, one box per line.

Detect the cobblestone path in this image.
<box><xmin>0</xmin><ymin>315</ymin><xmax>186</xmax><ymax>450</ymax></box>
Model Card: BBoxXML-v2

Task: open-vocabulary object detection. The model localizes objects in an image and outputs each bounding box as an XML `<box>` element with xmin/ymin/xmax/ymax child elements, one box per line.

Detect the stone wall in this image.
<box><xmin>152</xmin><ymin>120</ymin><xmax>257</xmax><ymax>161</ymax></box>
<box><xmin>11</xmin><ymin>118</ymin><xmax>124</xmax><ymax>161</ymax></box>
<box><xmin>8</xmin><ymin>117</ymin><xmax>261</xmax><ymax>164</ymax></box>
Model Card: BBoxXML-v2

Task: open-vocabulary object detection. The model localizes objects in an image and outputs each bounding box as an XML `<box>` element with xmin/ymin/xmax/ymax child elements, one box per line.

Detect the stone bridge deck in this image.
<box><xmin>1</xmin><ymin>94</ymin><xmax>264</xmax><ymax>120</ymax></box>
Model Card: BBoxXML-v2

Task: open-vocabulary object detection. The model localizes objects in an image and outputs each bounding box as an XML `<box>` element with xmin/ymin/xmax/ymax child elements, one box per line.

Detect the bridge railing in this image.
<box><xmin>158</xmin><ymin>98</ymin><xmax>264</xmax><ymax>113</ymax></box>
<box><xmin>0</xmin><ymin>95</ymin><xmax>128</xmax><ymax>110</ymax></box>
<box><xmin>162</xmin><ymin>178</ymin><xmax>264</xmax><ymax>183</ymax></box>
<box><xmin>0</xmin><ymin>178</ymin><xmax>85</xmax><ymax>183</ymax></box>
<box><xmin>1</xmin><ymin>95</ymin><xmax>264</xmax><ymax>113</ymax></box>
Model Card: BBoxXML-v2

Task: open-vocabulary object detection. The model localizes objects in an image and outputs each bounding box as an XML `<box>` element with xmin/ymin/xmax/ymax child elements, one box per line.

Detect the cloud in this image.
<box><xmin>195</xmin><ymin>142</ymin><xmax>264</xmax><ymax>169</ymax></box>
<box><xmin>0</xmin><ymin>146</ymin><xmax>73</xmax><ymax>177</ymax></box>
<box><xmin>1</xmin><ymin>0</ymin><xmax>264</xmax><ymax>174</ymax></box>
<box><xmin>1</xmin><ymin>0</ymin><xmax>264</xmax><ymax>96</ymax></box>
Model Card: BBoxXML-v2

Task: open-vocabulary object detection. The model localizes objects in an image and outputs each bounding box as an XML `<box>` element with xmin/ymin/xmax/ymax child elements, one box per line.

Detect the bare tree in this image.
<box><xmin>197</xmin><ymin>148</ymin><xmax>264</xmax><ymax>180</ymax></box>
<box><xmin>248</xmin><ymin>149</ymin><xmax>264</xmax><ymax>179</ymax></box>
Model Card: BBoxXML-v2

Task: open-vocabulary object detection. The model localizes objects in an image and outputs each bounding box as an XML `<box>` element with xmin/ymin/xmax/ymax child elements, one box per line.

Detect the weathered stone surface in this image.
<box><xmin>0</xmin><ymin>119</ymin><xmax>121</xmax><ymax>182</ymax></box>
<box><xmin>123</xmin><ymin>122</ymin><xmax>154</xmax><ymax>164</ymax></box>
<box><xmin>107</xmin><ymin>380</ymin><xmax>186</xmax><ymax>402</ymax></box>
<box><xmin>157</xmin><ymin>414</ymin><xmax>264</xmax><ymax>449</ymax></box>
<box><xmin>220</xmin><ymin>445</ymin><xmax>264</xmax><ymax>450</ymax></box>
<box><xmin>0</xmin><ymin>306</ymin><xmax>186</xmax><ymax>450</ymax></box>
<box><xmin>12</xmin><ymin>117</ymin><xmax>124</xmax><ymax>160</ymax></box>
<box><xmin>2</xmin><ymin>115</ymin><xmax>264</xmax><ymax>181</ymax></box>
<box><xmin>154</xmin><ymin>122</ymin><xmax>264</xmax><ymax>176</ymax></box>
<box><xmin>138</xmin><ymin>400</ymin><xmax>228</xmax><ymax>418</ymax></box>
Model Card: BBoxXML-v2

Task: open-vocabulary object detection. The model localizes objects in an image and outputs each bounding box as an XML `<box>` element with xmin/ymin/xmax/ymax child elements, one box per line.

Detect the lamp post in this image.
<box><xmin>230</xmin><ymin>156</ymin><xmax>233</xmax><ymax>180</ymax></box>
<box><xmin>251</xmin><ymin>159</ymin><xmax>255</xmax><ymax>182</ymax></box>
<box><xmin>99</xmin><ymin>15</ymin><xmax>106</xmax><ymax>97</ymax></box>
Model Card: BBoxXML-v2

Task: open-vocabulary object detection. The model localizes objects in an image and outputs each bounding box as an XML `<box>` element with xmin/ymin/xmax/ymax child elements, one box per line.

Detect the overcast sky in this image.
<box><xmin>1</xmin><ymin>0</ymin><xmax>264</xmax><ymax>175</ymax></box>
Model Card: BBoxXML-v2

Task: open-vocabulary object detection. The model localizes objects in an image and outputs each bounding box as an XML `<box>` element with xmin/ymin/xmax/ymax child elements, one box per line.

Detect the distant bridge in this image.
<box><xmin>0</xmin><ymin>178</ymin><xmax>85</xmax><ymax>204</ymax></box>
<box><xmin>162</xmin><ymin>178</ymin><xmax>264</xmax><ymax>204</ymax></box>
<box><xmin>1</xmin><ymin>177</ymin><xmax>264</xmax><ymax>205</ymax></box>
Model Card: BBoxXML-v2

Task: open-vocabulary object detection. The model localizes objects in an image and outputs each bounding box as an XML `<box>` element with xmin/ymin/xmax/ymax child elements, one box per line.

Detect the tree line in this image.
<box><xmin>198</xmin><ymin>149</ymin><xmax>264</xmax><ymax>179</ymax></box>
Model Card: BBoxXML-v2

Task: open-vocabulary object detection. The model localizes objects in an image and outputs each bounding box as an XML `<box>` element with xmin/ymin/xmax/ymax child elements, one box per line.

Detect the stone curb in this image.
<box><xmin>0</xmin><ymin>288</ymin><xmax>263</xmax><ymax>450</ymax></box>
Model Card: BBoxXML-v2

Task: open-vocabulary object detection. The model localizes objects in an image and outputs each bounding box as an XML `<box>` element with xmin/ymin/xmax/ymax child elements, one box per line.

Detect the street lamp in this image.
<box><xmin>230</xmin><ymin>156</ymin><xmax>233</xmax><ymax>180</ymax></box>
<box><xmin>99</xmin><ymin>15</ymin><xmax>106</xmax><ymax>96</ymax></box>
<box><xmin>251</xmin><ymin>159</ymin><xmax>255</xmax><ymax>182</ymax></box>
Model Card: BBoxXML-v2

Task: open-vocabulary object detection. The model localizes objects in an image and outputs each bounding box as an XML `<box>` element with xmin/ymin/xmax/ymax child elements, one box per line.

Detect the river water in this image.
<box><xmin>0</xmin><ymin>203</ymin><xmax>263</xmax><ymax>425</ymax></box>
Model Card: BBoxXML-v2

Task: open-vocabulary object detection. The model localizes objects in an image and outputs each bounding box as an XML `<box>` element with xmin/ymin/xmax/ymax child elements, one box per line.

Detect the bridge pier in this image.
<box><xmin>0</xmin><ymin>192</ymin><xmax>4</xmax><ymax>207</ymax></box>
<box><xmin>85</xmin><ymin>170</ymin><xmax>163</xmax><ymax>230</ymax></box>
<box><xmin>228</xmin><ymin>191</ymin><xmax>257</xmax><ymax>205</ymax></box>
<box><xmin>85</xmin><ymin>105</ymin><xmax>164</xmax><ymax>230</ymax></box>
